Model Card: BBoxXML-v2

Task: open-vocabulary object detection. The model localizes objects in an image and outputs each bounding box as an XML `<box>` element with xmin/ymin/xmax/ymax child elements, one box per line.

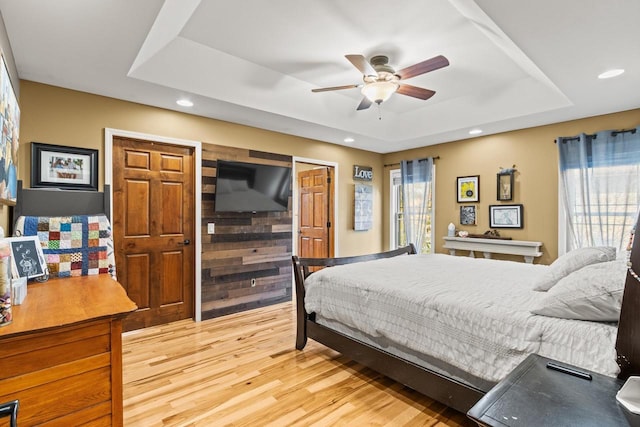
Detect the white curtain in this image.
<box><xmin>558</xmin><ymin>127</ymin><xmax>640</xmax><ymax>255</ymax></box>
<box><xmin>400</xmin><ymin>158</ymin><xmax>433</xmax><ymax>254</ymax></box>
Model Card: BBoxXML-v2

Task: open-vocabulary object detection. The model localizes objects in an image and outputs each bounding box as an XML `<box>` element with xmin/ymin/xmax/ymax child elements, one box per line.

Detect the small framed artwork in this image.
<box><xmin>489</xmin><ymin>204</ymin><xmax>524</xmax><ymax>228</ymax></box>
<box><xmin>6</xmin><ymin>236</ymin><xmax>47</xmax><ymax>279</ymax></box>
<box><xmin>457</xmin><ymin>175</ymin><xmax>479</xmax><ymax>203</ymax></box>
<box><xmin>497</xmin><ymin>172</ymin><xmax>514</xmax><ymax>201</ymax></box>
<box><xmin>460</xmin><ymin>205</ymin><xmax>477</xmax><ymax>225</ymax></box>
<box><xmin>31</xmin><ymin>142</ymin><xmax>98</xmax><ymax>191</ymax></box>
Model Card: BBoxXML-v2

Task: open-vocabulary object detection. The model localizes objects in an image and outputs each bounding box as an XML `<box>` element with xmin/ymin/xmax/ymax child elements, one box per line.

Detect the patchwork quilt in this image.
<box><xmin>14</xmin><ymin>215</ymin><xmax>116</xmax><ymax>279</ymax></box>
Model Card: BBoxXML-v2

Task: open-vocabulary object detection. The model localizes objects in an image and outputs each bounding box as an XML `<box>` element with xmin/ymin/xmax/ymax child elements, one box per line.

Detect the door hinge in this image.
<box><xmin>327</xmin><ymin>176</ymin><xmax>331</xmax><ymax>184</ymax></box>
<box><xmin>327</xmin><ymin>221</ymin><xmax>331</xmax><ymax>228</ymax></box>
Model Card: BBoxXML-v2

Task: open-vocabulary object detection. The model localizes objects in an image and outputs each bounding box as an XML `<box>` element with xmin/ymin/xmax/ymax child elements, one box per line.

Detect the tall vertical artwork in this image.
<box><xmin>354</xmin><ymin>183</ymin><xmax>373</xmax><ymax>231</ymax></box>
<box><xmin>0</xmin><ymin>52</ymin><xmax>19</xmax><ymax>204</ymax></box>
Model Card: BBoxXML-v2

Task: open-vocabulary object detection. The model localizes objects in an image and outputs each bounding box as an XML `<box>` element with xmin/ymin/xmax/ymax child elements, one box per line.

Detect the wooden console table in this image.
<box><xmin>443</xmin><ymin>236</ymin><xmax>543</xmax><ymax>263</ymax></box>
<box><xmin>0</xmin><ymin>275</ymin><xmax>137</xmax><ymax>426</ymax></box>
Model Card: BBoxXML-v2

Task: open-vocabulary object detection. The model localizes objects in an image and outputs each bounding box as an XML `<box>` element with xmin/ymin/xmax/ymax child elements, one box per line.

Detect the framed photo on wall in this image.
<box><xmin>460</xmin><ymin>205</ymin><xmax>477</xmax><ymax>225</ymax></box>
<box><xmin>31</xmin><ymin>142</ymin><xmax>98</xmax><ymax>191</ymax></box>
<box><xmin>457</xmin><ymin>175</ymin><xmax>479</xmax><ymax>203</ymax></box>
<box><xmin>497</xmin><ymin>172</ymin><xmax>514</xmax><ymax>201</ymax></box>
<box><xmin>489</xmin><ymin>204</ymin><xmax>523</xmax><ymax>228</ymax></box>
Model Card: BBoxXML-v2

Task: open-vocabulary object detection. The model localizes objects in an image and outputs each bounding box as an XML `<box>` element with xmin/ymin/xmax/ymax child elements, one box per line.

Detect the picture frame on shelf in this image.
<box><xmin>489</xmin><ymin>204</ymin><xmax>523</xmax><ymax>228</ymax></box>
<box><xmin>457</xmin><ymin>175</ymin><xmax>479</xmax><ymax>203</ymax></box>
<box><xmin>31</xmin><ymin>142</ymin><xmax>98</xmax><ymax>191</ymax></box>
<box><xmin>5</xmin><ymin>236</ymin><xmax>47</xmax><ymax>279</ymax></box>
<box><xmin>497</xmin><ymin>172</ymin><xmax>514</xmax><ymax>201</ymax></box>
<box><xmin>460</xmin><ymin>205</ymin><xmax>477</xmax><ymax>225</ymax></box>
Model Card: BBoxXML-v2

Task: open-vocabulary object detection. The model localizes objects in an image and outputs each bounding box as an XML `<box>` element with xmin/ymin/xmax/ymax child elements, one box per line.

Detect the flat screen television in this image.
<box><xmin>214</xmin><ymin>160</ymin><xmax>291</xmax><ymax>212</ymax></box>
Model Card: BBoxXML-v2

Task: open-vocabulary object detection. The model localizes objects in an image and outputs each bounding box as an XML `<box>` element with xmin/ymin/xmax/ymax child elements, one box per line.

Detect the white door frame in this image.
<box><xmin>292</xmin><ymin>157</ymin><xmax>339</xmax><ymax>257</ymax></box>
<box><xmin>104</xmin><ymin>128</ymin><xmax>203</xmax><ymax>321</ymax></box>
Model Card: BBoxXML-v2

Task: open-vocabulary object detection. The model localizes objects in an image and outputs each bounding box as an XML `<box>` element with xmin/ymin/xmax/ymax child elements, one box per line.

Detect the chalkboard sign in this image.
<box><xmin>7</xmin><ymin>236</ymin><xmax>47</xmax><ymax>279</ymax></box>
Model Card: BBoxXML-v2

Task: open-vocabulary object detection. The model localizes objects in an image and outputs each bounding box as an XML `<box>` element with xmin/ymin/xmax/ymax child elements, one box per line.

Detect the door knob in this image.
<box><xmin>179</xmin><ymin>239</ymin><xmax>191</xmax><ymax>245</ymax></box>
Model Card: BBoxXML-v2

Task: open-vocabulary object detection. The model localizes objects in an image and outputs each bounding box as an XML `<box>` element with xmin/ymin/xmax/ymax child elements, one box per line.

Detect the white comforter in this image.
<box><xmin>304</xmin><ymin>254</ymin><xmax>619</xmax><ymax>382</ymax></box>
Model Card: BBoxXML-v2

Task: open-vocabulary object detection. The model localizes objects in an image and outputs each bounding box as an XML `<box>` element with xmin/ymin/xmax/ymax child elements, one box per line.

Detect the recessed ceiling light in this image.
<box><xmin>598</xmin><ymin>69</ymin><xmax>624</xmax><ymax>79</ymax></box>
<box><xmin>176</xmin><ymin>99</ymin><xmax>194</xmax><ymax>107</ymax></box>
<box><xmin>344</xmin><ymin>137</ymin><xmax>355</xmax><ymax>143</ymax></box>
<box><xmin>469</xmin><ymin>129</ymin><xmax>483</xmax><ymax>135</ymax></box>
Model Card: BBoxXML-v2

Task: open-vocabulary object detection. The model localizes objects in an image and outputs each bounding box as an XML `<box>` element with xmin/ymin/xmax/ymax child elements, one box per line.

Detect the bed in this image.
<box><xmin>292</xmin><ymin>220</ymin><xmax>640</xmax><ymax>413</ymax></box>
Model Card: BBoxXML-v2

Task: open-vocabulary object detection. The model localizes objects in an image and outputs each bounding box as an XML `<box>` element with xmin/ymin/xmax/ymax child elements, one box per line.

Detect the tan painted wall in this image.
<box><xmin>382</xmin><ymin>108</ymin><xmax>640</xmax><ymax>264</ymax></box>
<box><xmin>17</xmin><ymin>81</ymin><xmax>384</xmax><ymax>256</ymax></box>
<box><xmin>15</xmin><ymin>81</ymin><xmax>640</xmax><ymax>263</ymax></box>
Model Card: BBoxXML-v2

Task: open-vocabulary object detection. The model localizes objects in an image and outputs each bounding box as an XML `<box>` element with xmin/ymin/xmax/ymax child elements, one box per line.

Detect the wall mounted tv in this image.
<box><xmin>214</xmin><ymin>160</ymin><xmax>291</xmax><ymax>212</ymax></box>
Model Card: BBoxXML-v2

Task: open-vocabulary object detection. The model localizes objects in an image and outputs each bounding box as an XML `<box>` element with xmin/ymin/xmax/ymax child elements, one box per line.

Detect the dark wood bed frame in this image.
<box><xmin>293</xmin><ymin>222</ymin><xmax>640</xmax><ymax>413</ymax></box>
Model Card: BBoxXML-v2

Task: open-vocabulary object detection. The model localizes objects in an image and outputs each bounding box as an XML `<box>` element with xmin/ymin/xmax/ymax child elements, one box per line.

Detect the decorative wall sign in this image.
<box><xmin>354</xmin><ymin>183</ymin><xmax>373</xmax><ymax>231</ymax></box>
<box><xmin>0</xmin><ymin>52</ymin><xmax>20</xmax><ymax>205</ymax></box>
<box><xmin>457</xmin><ymin>175</ymin><xmax>479</xmax><ymax>203</ymax></box>
<box><xmin>353</xmin><ymin>165</ymin><xmax>373</xmax><ymax>181</ymax></box>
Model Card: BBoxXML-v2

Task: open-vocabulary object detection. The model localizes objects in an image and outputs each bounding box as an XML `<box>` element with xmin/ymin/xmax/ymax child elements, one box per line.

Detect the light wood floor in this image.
<box><xmin>122</xmin><ymin>302</ymin><xmax>475</xmax><ymax>427</ymax></box>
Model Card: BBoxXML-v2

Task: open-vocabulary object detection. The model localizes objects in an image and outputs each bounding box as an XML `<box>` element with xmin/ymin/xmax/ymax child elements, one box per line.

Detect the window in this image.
<box><xmin>558</xmin><ymin>129</ymin><xmax>640</xmax><ymax>255</ymax></box>
<box><xmin>390</xmin><ymin>167</ymin><xmax>435</xmax><ymax>253</ymax></box>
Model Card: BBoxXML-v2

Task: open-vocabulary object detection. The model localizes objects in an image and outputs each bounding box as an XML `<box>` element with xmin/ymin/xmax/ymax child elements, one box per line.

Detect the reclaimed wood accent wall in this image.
<box><xmin>201</xmin><ymin>144</ymin><xmax>292</xmax><ymax>319</ymax></box>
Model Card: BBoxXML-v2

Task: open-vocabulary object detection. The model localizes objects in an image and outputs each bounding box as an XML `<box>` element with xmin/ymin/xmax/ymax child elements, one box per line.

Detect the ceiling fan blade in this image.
<box><xmin>397</xmin><ymin>84</ymin><xmax>436</xmax><ymax>100</ymax></box>
<box><xmin>312</xmin><ymin>84</ymin><xmax>360</xmax><ymax>93</ymax></box>
<box><xmin>396</xmin><ymin>55</ymin><xmax>449</xmax><ymax>80</ymax></box>
<box><xmin>345</xmin><ymin>54</ymin><xmax>377</xmax><ymax>76</ymax></box>
<box><xmin>356</xmin><ymin>97</ymin><xmax>372</xmax><ymax>111</ymax></box>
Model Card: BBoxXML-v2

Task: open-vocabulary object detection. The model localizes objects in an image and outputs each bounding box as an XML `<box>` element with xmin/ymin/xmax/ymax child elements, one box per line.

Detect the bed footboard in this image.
<box><xmin>291</xmin><ymin>244</ymin><xmax>416</xmax><ymax>350</ymax></box>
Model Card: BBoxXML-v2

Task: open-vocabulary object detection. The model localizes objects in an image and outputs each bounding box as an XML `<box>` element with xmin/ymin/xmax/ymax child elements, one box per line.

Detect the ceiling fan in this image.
<box><xmin>312</xmin><ymin>54</ymin><xmax>449</xmax><ymax>110</ymax></box>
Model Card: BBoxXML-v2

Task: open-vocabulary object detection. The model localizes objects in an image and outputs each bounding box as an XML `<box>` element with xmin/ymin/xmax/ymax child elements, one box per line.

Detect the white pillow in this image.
<box><xmin>530</xmin><ymin>260</ymin><xmax>627</xmax><ymax>321</ymax></box>
<box><xmin>532</xmin><ymin>246</ymin><xmax>616</xmax><ymax>291</ymax></box>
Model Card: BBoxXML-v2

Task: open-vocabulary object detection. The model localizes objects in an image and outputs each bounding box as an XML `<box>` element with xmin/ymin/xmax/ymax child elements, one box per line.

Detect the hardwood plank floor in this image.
<box><xmin>122</xmin><ymin>302</ymin><xmax>475</xmax><ymax>427</ymax></box>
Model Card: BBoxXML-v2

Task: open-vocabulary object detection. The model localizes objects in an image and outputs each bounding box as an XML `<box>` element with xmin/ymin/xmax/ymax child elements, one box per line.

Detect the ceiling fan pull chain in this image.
<box><xmin>377</xmin><ymin>103</ymin><xmax>382</xmax><ymax>120</ymax></box>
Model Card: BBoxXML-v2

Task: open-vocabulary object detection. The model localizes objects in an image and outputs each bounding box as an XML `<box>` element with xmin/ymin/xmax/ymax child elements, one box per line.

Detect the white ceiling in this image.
<box><xmin>0</xmin><ymin>0</ymin><xmax>638</xmax><ymax>154</ymax></box>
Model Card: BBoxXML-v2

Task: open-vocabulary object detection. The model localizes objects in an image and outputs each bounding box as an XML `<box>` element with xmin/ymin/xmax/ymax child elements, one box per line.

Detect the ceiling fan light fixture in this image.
<box><xmin>361</xmin><ymin>81</ymin><xmax>399</xmax><ymax>104</ymax></box>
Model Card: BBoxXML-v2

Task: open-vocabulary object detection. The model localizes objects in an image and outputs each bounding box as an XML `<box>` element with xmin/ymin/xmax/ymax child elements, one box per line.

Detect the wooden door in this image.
<box><xmin>298</xmin><ymin>167</ymin><xmax>334</xmax><ymax>260</ymax></box>
<box><xmin>112</xmin><ymin>136</ymin><xmax>195</xmax><ymax>331</ymax></box>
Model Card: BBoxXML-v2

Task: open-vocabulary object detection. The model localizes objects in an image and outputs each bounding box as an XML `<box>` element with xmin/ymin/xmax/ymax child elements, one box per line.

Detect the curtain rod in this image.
<box><xmin>612</xmin><ymin>128</ymin><xmax>637</xmax><ymax>137</ymax></box>
<box><xmin>554</xmin><ymin>127</ymin><xmax>637</xmax><ymax>143</ymax></box>
<box><xmin>384</xmin><ymin>156</ymin><xmax>440</xmax><ymax>168</ymax></box>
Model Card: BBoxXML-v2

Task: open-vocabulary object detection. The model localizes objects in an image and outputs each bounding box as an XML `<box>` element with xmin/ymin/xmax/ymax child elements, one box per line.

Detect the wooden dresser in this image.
<box><xmin>0</xmin><ymin>275</ymin><xmax>137</xmax><ymax>426</ymax></box>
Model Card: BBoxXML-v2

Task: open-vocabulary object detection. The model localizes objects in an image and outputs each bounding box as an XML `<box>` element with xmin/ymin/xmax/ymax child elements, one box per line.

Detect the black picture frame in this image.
<box><xmin>489</xmin><ymin>204</ymin><xmax>524</xmax><ymax>228</ymax></box>
<box><xmin>460</xmin><ymin>205</ymin><xmax>477</xmax><ymax>225</ymax></box>
<box><xmin>31</xmin><ymin>142</ymin><xmax>98</xmax><ymax>191</ymax></box>
<box><xmin>497</xmin><ymin>172</ymin><xmax>514</xmax><ymax>201</ymax></box>
<box><xmin>457</xmin><ymin>175</ymin><xmax>479</xmax><ymax>203</ymax></box>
